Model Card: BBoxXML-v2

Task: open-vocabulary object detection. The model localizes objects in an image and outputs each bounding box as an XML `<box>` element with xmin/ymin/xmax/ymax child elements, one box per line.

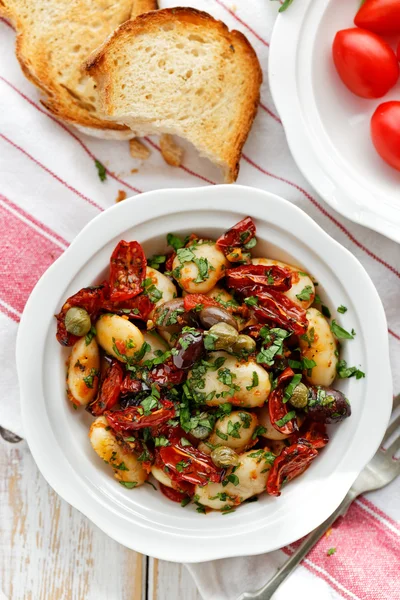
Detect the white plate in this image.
<box><xmin>16</xmin><ymin>185</ymin><xmax>392</xmax><ymax>562</ymax></box>
<box><xmin>269</xmin><ymin>0</ymin><xmax>400</xmax><ymax>243</ymax></box>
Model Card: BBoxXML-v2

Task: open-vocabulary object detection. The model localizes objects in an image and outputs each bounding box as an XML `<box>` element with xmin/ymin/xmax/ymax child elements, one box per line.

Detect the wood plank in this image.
<box><xmin>148</xmin><ymin>558</ymin><xmax>202</xmax><ymax>600</ymax></box>
<box><xmin>0</xmin><ymin>437</ymin><xmax>146</xmax><ymax>600</ymax></box>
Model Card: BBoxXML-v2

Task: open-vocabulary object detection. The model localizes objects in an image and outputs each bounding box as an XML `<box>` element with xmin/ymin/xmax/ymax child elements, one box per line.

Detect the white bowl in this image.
<box><xmin>16</xmin><ymin>185</ymin><xmax>392</xmax><ymax>562</ymax></box>
<box><xmin>269</xmin><ymin>0</ymin><xmax>400</xmax><ymax>242</ymax></box>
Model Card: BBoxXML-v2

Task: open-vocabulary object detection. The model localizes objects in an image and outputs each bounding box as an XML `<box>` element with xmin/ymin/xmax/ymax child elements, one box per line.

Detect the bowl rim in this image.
<box><xmin>16</xmin><ymin>185</ymin><xmax>392</xmax><ymax>562</ymax></box>
<box><xmin>268</xmin><ymin>0</ymin><xmax>400</xmax><ymax>243</ymax></box>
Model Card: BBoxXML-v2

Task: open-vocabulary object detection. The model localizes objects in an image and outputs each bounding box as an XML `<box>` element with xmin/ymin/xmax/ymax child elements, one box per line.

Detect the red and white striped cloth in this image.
<box><xmin>1</xmin><ymin>2</ymin><xmax>399</xmax><ymax>599</ymax></box>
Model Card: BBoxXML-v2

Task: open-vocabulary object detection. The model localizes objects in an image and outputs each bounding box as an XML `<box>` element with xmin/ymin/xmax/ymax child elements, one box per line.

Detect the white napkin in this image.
<box><xmin>1</xmin><ymin>1</ymin><xmax>399</xmax><ymax>599</ymax></box>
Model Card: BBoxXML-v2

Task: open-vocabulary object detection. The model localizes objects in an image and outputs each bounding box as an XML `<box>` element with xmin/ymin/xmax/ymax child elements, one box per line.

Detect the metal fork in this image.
<box><xmin>238</xmin><ymin>394</ymin><xmax>400</xmax><ymax>600</ymax></box>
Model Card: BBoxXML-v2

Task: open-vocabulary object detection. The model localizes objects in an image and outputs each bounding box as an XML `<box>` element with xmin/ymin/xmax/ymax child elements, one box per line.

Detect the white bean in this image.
<box><xmin>172</xmin><ymin>241</ymin><xmax>228</xmax><ymax>293</ymax></box>
<box><xmin>95</xmin><ymin>314</ymin><xmax>144</xmax><ymax>361</ymax></box>
<box><xmin>151</xmin><ymin>465</ymin><xmax>173</xmax><ymax>488</ymax></box>
<box><xmin>299</xmin><ymin>308</ymin><xmax>338</xmax><ymax>386</ymax></box>
<box><xmin>256</xmin><ymin>405</ymin><xmax>290</xmax><ymax>440</ymax></box>
<box><xmin>252</xmin><ymin>258</ymin><xmax>315</xmax><ymax>309</ymax></box>
<box><xmin>67</xmin><ymin>337</ymin><xmax>100</xmax><ymax>407</ymax></box>
<box><xmin>89</xmin><ymin>416</ymin><xmax>147</xmax><ymax>486</ymax></box>
<box><xmin>146</xmin><ymin>267</ymin><xmax>177</xmax><ymax>317</ymax></box>
<box><xmin>195</xmin><ymin>450</ymin><xmax>273</xmax><ymax>510</ymax></box>
<box><xmin>140</xmin><ymin>331</ymin><xmax>169</xmax><ymax>363</ymax></box>
<box><xmin>188</xmin><ymin>352</ymin><xmax>270</xmax><ymax>408</ymax></box>
<box><xmin>207</xmin><ymin>411</ymin><xmax>258</xmax><ymax>452</ymax></box>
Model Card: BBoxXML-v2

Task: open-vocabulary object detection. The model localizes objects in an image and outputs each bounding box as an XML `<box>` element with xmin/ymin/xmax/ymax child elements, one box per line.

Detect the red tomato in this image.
<box><xmin>355</xmin><ymin>0</ymin><xmax>400</xmax><ymax>36</ymax></box>
<box><xmin>332</xmin><ymin>28</ymin><xmax>399</xmax><ymax>99</ymax></box>
<box><xmin>266</xmin><ymin>442</ymin><xmax>318</xmax><ymax>497</ymax></box>
<box><xmin>226</xmin><ymin>264</ymin><xmax>292</xmax><ymax>292</ymax></box>
<box><xmin>159</xmin><ymin>483</ymin><xmax>189</xmax><ymax>504</ymax></box>
<box><xmin>87</xmin><ymin>359</ymin><xmax>123</xmax><ymax>416</ymax></box>
<box><xmin>371</xmin><ymin>101</ymin><xmax>400</xmax><ymax>171</ymax></box>
<box><xmin>109</xmin><ymin>240</ymin><xmax>147</xmax><ymax>303</ymax></box>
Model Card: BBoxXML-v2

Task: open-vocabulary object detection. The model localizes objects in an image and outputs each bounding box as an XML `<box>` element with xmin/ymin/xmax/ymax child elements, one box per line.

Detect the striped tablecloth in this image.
<box><xmin>1</xmin><ymin>1</ymin><xmax>399</xmax><ymax>599</ymax></box>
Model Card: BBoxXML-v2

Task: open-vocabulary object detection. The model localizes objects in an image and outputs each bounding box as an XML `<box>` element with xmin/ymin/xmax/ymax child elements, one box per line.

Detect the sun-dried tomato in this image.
<box><xmin>159</xmin><ymin>442</ymin><xmax>223</xmax><ymax>486</ymax></box>
<box><xmin>266</xmin><ymin>442</ymin><xmax>318</xmax><ymax>496</ymax></box>
<box><xmin>105</xmin><ymin>399</ymin><xmax>175</xmax><ymax>433</ymax></box>
<box><xmin>216</xmin><ymin>217</ymin><xmax>256</xmax><ymax>255</ymax></box>
<box><xmin>87</xmin><ymin>359</ymin><xmax>123</xmax><ymax>416</ymax></box>
<box><xmin>109</xmin><ymin>240</ymin><xmax>147</xmax><ymax>302</ymax></box>
<box><xmin>226</xmin><ymin>264</ymin><xmax>292</xmax><ymax>292</ymax></box>
<box><xmin>269</xmin><ymin>367</ymin><xmax>298</xmax><ymax>435</ymax></box>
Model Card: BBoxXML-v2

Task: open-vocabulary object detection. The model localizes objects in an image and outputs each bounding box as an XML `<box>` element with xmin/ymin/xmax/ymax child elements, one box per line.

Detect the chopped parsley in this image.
<box><xmin>336</xmin><ymin>359</ymin><xmax>365</xmax><ymax>380</ymax></box>
<box><xmin>216</xmin><ymin>429</ymin><xmax>229</xmax><ymax>441</ymax></box>
<box><xmin>176</xmin><ymin>460</ymin><xmax>191</xmax><ymax>473</ymax></box>
<box><xmin>154</xmin><ymin>436</ymin><xmax>170</xmax><ymax>447</ymax></box>
<box><xmin>119</xmin><ymin>481</ymin><xmax>137</xmax><ymax>489</ymax></box>
<box><xmin>83</xmin><ymin>368</ymin><xmax>99</xmax><ymax>389</ymax></box>
<box><xmin>204</xmin><ymin>332</ymin><xmax>218</xmax><ymax>351</ymax></box>
<box><xmin>275</xmin><ymin>411</ymin><xmax>296</xmax><ymax>427</ymax></box>
<box><xmin>327</xmin><ymin>547</ymin><xmax>337</xmax><ymax>556</ymax></box>
<box><xmin>95</xmin><ymin>159</ymin><xmax>107</xmax><ymax>181</ymax></box>
<box><xmin>194</xmin><ymin>257</ymin><xmax>214</xmax><ymax>283</ymax></box>
<box><xmin>181</xmin><ymin>496</ymin><xmax>191</xmax><ymax>507</ymax></box>
<box><xmin>112</xmin><ymin>462</ymin><xmax>129</xmax><ymax>471</ymax></box>
<box><xmin>142</xmin><ymin>277</ymin><xmax>163</xmax><ymax>304</ymax></box>
<box><xmin>239</xmin><ymin>412</ymin><xmax>252</xmax><ymax>428</ymax></box>
<box><xmin>167</xmin><ymin>233</ymin><xmax>184</xmax><ymax>251</ymax></box>
<box><xmin>296</xmin><ymin>285</ymin><xmax>313</xmax><ymax>301</ymax></box>
<box><xmin>252</xmin><ymin>425</ymin><xmax>267</xmax><ymax>440</ymax></box>
<box><xmin>244</xmin><ymin>296</ymin><xmax>258</xmax><ymax>306</ymax></box>
<box><xmin>85</xmin><ymin>325</ymin><xmax>97</xmax><ymax>346</ymax></box>
<box><xmin>300</xmin><ymin>327</ymin><xmax>315</xmax><ymax>348</ymax></box>
<box><xmin>331</xmin><ymin>320</ymin><xmax>354</xmax><ymax>340</ymax></box>
<box><xmin>283</xmin><ymin>374</ymin><xmax>302</xmax><ymax>403</ymax></box>
<box><xmin>223</xmin><ymin>473</ymin><xmax>239</xmax><ymax>487</ymax></box>
<box><xmin>321</xmin><ymin>305</ymin><xmax>331</xmax><ymax>319</ymax></box>
<box><xmin>246</xmin><ymin>371</ymin><xmax>259</xmax><ymax>391</ymax></box>
<box><xmin>215</xmin><ymin>403</ymin><xmax>232</xmax><ymax>419</ymax></box>
<box><xmin>256</xmin><ymin>328</ymin><xmax>290</xmax><ymax>366</ymax></box>
<box><xmin>337</xmin><ymin>305</ymin><xmax>347</xmax><ymax>314</ymax></box>
<box><xmin>244</xmin><ymin>237</ymin><xmax>257</xmax><ymax>250</ymax></box>
<box><xmin>176</xmin><ymin>247</ymin><xmax>195</xmax><ymax>264</ymax></box>
<box><xmin>145</xmin><ymin>481</ymin><xmax>157</xmax><ymax>490</ymax></box>
<box><xmin>148</xmin><ymin>255</ymin><xmax>166</xmax><ymax>270</ymax></box>
<box><xmin>227</xmin><ymin>420</ymin><xmax>241</xmax><ymax>439</ymax></box>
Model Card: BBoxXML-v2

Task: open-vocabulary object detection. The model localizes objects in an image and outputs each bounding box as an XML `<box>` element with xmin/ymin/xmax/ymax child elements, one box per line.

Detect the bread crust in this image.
<box><xmin>86</xmin><ymin>7</ymin><xmax>262</xmax><ymax>181</ymax></box>
<box><xmin>0</xmin><ymin>0</ymin><xmax>158</xmax><ymax>134</ymax></box>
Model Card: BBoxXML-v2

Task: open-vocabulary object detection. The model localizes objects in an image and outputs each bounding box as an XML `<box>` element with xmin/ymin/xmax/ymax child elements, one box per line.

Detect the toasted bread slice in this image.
<box><xmin>86</xmin><ymin>8</ymin><xmax>262</xmax><ymax>181</ymax></box>
<box><xmin>0</xmin><ymin>0</ymin><xmax>158</xmax><ymax>137</ymax></box>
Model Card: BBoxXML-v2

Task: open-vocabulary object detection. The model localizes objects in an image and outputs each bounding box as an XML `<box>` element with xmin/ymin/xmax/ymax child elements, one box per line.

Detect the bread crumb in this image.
<box><xmin>160</xmin><ymin>134</ymin><xmax>183</xmax><ymax>167</ymax></box>
<box><xmin>115</xmin><ymin>190</ymin><xmax>127</xmax><ymax>203</ymax></box>
<box><xmin>325</xmin><ymin>528</ymin><xmax>333</xmax><ymax>538</ymax></box>
<box><xmin>130</xmin><ymin>168</ymin><xmax>138</xmax><ymax>174</ymax></box>
<box><xmin>129</xmin><ymin>138</ymin><xmax>151</xmax><ymax>160</ymax></box>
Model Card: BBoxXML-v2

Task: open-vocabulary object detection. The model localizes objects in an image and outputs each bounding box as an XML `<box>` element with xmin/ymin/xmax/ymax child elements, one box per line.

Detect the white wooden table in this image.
<box><xmin>1</xmin><ymin>434</ymin><xmax>202</xmax><ymax>600</ymax></box>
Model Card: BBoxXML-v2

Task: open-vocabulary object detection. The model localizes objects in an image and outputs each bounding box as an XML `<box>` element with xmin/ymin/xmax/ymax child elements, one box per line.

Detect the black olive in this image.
<box><xmin>173</xmin><ymin>329</ymin><xmax>204</xmax><ymax>370</ymax></box>
<box><xmin>154</xmin><ymin>299</ymin><xmax>197</xmax><ymax>334</ymax></box>
<box><xmin>307</xmin><ymin>386</ymin><xmax>351</xmax><ymax>424</ymax></box>
<box><xmin>198</xmin><ymin>305</ymin><xmax>238</xmax><ymax>330</ymax></box>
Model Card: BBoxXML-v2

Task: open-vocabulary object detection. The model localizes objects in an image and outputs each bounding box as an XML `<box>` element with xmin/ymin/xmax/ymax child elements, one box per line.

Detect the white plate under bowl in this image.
<box><xmin>269</xmin><ymin>0</ymin><xmax>400</xmax><ymax>242</ymax></box>
<box><xmin>16</xmin><ymin>186</ymin><xmax>392</xmax><ymax>562</ymax></box>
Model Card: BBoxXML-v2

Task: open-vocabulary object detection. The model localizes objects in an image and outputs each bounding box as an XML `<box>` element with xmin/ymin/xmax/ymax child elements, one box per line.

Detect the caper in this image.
<box><xmin>211</xmin><ymin>446</ymin><xmax>240</xmax><ymax>467</ymax></box>
<box><xmin>232</xmin><ymin>334</ymin><xmax>256</xmax><ymax>354</ymax></box>
<box><xmin>208</xmin><ymin>322</ymin><xmax>239</xmax><ymax>350</ymax></box>
<box><xmin>65</xmin><ymin>307</ymin><xmax>91</xmax><ymax>337</ymax></box>
<box><xmin>289</xmin><ymin>382</ymin><xmax>309</xmax><ymax>409</ymax></box>
<box><xmin>191</xmin><ymin>425</ymin><xmax>210</xmax><ymax>440</ymax></box>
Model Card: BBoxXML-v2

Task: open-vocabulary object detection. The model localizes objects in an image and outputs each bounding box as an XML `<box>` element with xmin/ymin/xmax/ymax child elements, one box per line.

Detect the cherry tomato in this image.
<box><xmin>226</xmin><ymin>264</ymin><xmax>292</xmax><ymax>292</ymax></box>
<box><xmin>55</xmin><ymin>282</ymin><xmax>109</xmax><ymax>346</ymax></box>
<box><xmin>159</xmin><ymin>443</ymin><xmax>223</xmax><ymax>486</ymax></box>
<box><xmin>87</xmin><ymin>359</ymin><xmax>123</xmax><ymax>416</ymax></box>
<box><xmin>355</xmin><ymin>0</ymin><xmax>400</xmax><ymax>36</ymax></box>
<box><xmin>165</xmin><ymin>251</ymin><xmax>176</xmax><ymax>272</ymax></box>
<box><xmin>332</xmin><ymin>28</ymin><xmax>399</xmax><ymax>99</ymax></box>
<box><xmin>269</xmin><ymin>367</ymin><xmax>298</xmax><ymax>435</ymax></box>
<box><xmin>216</xmin><ymin>217</ymin><xmax>256</xmax><ymax>255</ymax></box>
<box><xmin>266</xmin><ymin>442</ymin><xmax>318</xmax><ymax>497</ymax></box>
<box><xmin>237</xmin><ymin>284</ymin><xmax>308</xmax><ymax>335</ymax></box>
<box><xmin>105</xmin><ymin>399</ymin><xmax>175</xmax><ymax>433</ymax></box>
<box><xmin>109</xmin><ymin>240</ymin><xmax>147</xmax><ymax>302</ymax></box>
<box><xmin>183</xmin><ymin>294</ymin><xmax>219</xmax><ymax>312</ymax></box>
<box><xmin>371</xmin><ymin>101</ymin><xmax>400</xmax><ymax>171</ymax></box>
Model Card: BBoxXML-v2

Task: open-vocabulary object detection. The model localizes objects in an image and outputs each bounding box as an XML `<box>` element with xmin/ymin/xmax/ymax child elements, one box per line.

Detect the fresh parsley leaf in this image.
<box><xmin>337</xmin><ymin>305</ymin><xmax>347</xmax><ymax>314</ymax></box>
<box><xmin>83</xmin><ymin>368</ymin><xmax>99</xmax><ymax>389</ymax></box>
<box><xmin>336</xmin><ymin>359</ymin><xmax>365</xmax><ymax>380</ymax></box>
<box><xmin>140</xmin><ymin>395</ymin><xmax>159</xmax><ymax>416</ymax></box>
<box><xmin>226</xmin><ymin>474</ymin><xmax>239</xmax><ymax>486</ymax></box>
<box><xmin>176</xmin><ymin>247</ymin><xmax>195</xmax><ymax>264</ymax></box>
<box><xmin>283</xmin><ymin>374</ymin><xmax>302</xmax><ymax>403</ymax></box>
<box><xmin>154</xmin><ymin>436</ymin><xmax>170</xmax><ymax>447</ymax></box>
<box><xmin>85</xmin><ymin>325</ymin><xmax>97</xmax><ymax>346</ymax></box>
<box><xmin>279</xmin><ymin>0</ymin><xmax>295</xmax><ymax>12</ymax></box>
<box><xmin>95</xmin><ymin>159</ymin><xmax>107</xmax><ymax>181</ymax></box>
<box><xmin>194</xmin><ymin>257</ymin><xmax>213</xmax><ymax>283</ymax></box>
<box><xmin>275</xmin><ymin>411</ymin><xmax>296</xmax><ymax>427</ymax></box>
<box><xmin>296</xmin><ymin>285</ymin><xmax>313</xmax><ymax>301</ymax></box>
<box><xmin>119</xmin><ymin>481</ymin><xmax>137</xmax><ymax>489</ymax></box>
<box><xmin>252</xmin><ymin>425</ymin><xmax>267</xmax><ymax>440</ymax></box>
<box><xmin>244</xmin><ymin>296</ymin><xmax>258</xmax><ymax>306</ymax></box>
<box><xmin>331</xmin><ymin>320</ymin><xmax>354</xmax><ymax>340</ymax></box>
<box><xmin>246</xmin><ymin>371</ymin><xmax>259</xmax><ymax>391</ymax></box>
<box><xmin>167</xmin><ymin>233</ymin><xmax>184</xmax><ymax>251</ymax></box>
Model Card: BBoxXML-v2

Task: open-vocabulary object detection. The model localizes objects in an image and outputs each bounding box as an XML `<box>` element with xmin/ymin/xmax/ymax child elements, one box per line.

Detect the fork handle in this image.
<box><xmin>237</xmin><ymin>490</ymin><xmax>358</xmax><ymax>600</ymax></box>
